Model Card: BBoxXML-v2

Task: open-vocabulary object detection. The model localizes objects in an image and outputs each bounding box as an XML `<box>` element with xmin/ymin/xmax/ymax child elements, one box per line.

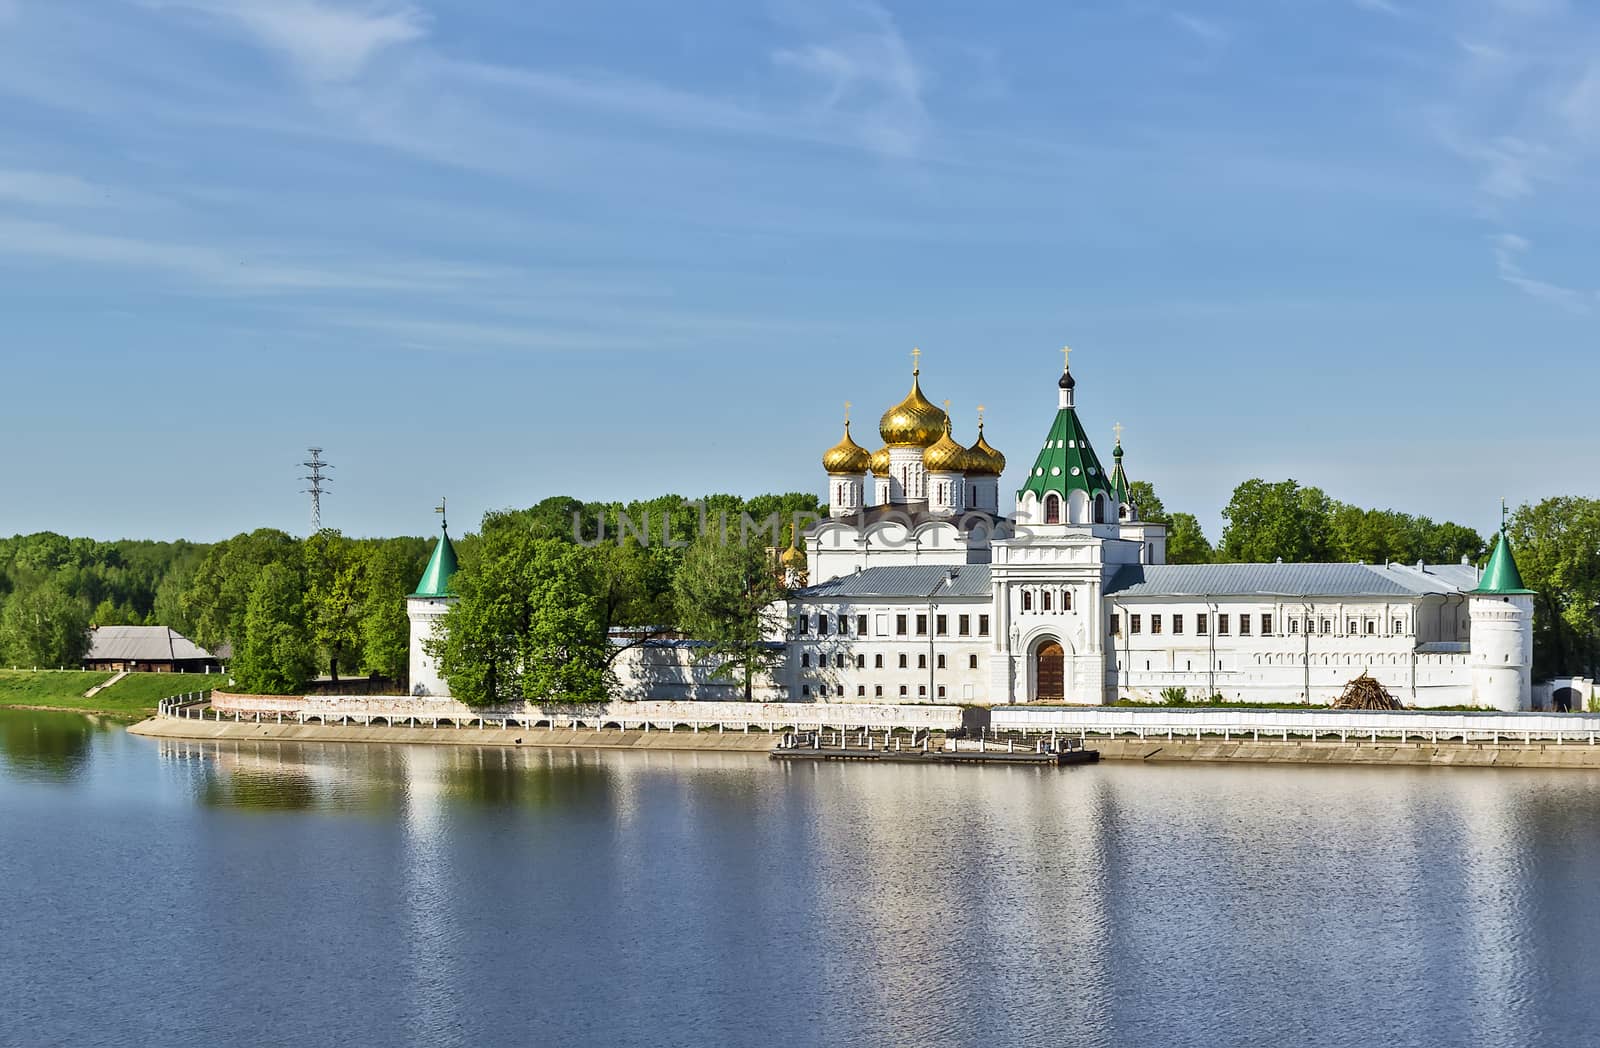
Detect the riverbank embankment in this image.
<box><xmin>127</xmin><ymin>717</ymin><xmax>779</xmax><ymax>752</ymax></box>
<box><xmin>129</xmin><ymin>718</ymin><xmax>1600</xmax><ymax>767</ymax></box>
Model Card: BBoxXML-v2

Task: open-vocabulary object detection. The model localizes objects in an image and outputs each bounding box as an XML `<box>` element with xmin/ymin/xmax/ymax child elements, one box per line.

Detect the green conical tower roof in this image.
<box><xmin>1109</xmin><ymin>435</ymin><xmax>1131</xmax><ymax>506</ymax></box>
<box><xmin>1017</xmin><ymin>365</ymin><xmax>1115</xmax><ymax>505</ymax></box>
<box><xmin>411</xmin><ymin>519</ymin><xmax>459</xmax><ymax>598</ymax></box>
<box><xmin>1474</xmin><ymin>530</ymin><xmax>1534</xmax><ymax>595</ymax></box>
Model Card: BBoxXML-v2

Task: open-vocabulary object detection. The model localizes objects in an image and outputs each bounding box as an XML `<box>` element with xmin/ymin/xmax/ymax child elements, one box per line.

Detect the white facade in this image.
<box><xmin>406</xmin><ymin>596</ymin><xmax>452</xmax><ymax>697</ymax></box>
<box><xmin>783</xmin><ymin>359</ymin><xmax>1535</xmax><ymax>711</ymax></box>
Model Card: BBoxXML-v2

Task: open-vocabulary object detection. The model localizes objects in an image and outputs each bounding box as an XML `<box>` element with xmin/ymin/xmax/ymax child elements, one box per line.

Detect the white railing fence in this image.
<box><xmin>992</xmin><ymin>706</ymin><xmax>1600</xmax><ymax>745</ymax></box>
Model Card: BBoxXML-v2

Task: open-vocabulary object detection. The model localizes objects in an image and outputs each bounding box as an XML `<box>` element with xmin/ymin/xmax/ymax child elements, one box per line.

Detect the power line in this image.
<box><xmin>302</xmin><ymin>447</ymin><xmax>333</xmax><ymax>533</ymax></box>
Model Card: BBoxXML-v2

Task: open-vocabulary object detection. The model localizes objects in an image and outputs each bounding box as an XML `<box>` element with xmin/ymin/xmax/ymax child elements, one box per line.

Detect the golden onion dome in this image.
<box><xmin>869</xmin><ymin>445</ymin><xmax>892</xmax><ymax>477</ymax></box>
<box><xmin>879</xmin><ymin>371</ymin><xmax>947</xmax><ymax>448</ymax></box>
<box><xmin>780</xmin><ymin>541</ymin><xmax>807</xmax><ymax>568</ymax></box>
<box><xmin>821</xmin><ymin>421</ymin><xmax>871</xmax><ymax>474</ymax></box>
<box><xmin>964</xmin><ymin>424</ymin><xmax>1006</xmax><ymax>476</ymax></box>
<box><xmin>922</xmin><ymin>419</ymin><xmax>969</xmax><ymax>473</ymax></box>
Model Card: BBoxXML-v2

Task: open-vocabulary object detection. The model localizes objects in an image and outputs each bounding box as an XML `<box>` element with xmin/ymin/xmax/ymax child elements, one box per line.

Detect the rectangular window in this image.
<box><xmin>936</xmin><ymin>614</ymin><xmax>948</xmax><ymax>636</ymax></box>
<box><xmin>1131</xmin><ymin>614</ymin><xmax>1142</xmax><ymax>634</ymax></box>
<box><xmin>899</xmin><ymin>685</ymin><xmax>908</xmax><ymax>697</ymax></box>
<box><xmin>857</xmin><ymin>685</ymin><xmax>865</xmax><ymax>697</ymax></box>
<box><xmin>1366</xmin><ymin>620</ymin><xmax>1377</xmax><ymax>635</ymax></box>
<box><xmin>836</xmin><ymin>685</ymin><xmax>844</xmax><ymax>697</ymax></box>
<box><xmin>857</xmin><ymin>615</ymin><xmax>868</xmax><ymax>635</ymax></box>
<box><xmin>898</xmin><ymin>654</ymin><xmax>908</xmax><ymax>669</ymax></box>
<box><xmin>1197</xmin><ymin>613</ymin><xmax>1208</xmax><ymax>635</ymax></box>
<box><xmin>958</xmin><ymin>615</ymin><xmax>971</xmax><ymax>636</ymax></box>
<box><xmin>801</xmin><ymin>652</ymin><xmax>810</xmax><ymax>668</ymax></box>
<box><xmin>834</xmin><ymin>653</ymin><xmax>845</xmax><ymax>669</ymax></box>
<box><xmin>1262</xmin><ymin>614</ymin><xmax>1273</xmax><ymax>634</ymax></box>
<box><xmin>875</xmin><ymin>685</ymin><xmax>883</xmax><ymax>697</ymax></box>
<box><xmin>915</xmin><ymin>614</ymin><xmax>928</xmax><ymax>636</ymax></box>
<box><xmin>802</xmin><ymin>684</ymin><xmax>811</xmax><ymax>696</ymax></box>
<box><xmin>1289</xmin><ymin>619</ymin><xmax>1299</xmax><ymax>634</ymax></box>
<box><xmin>1393</xmin><ymin>619</ymin><xmax>1404</xmax><ymax>635</ymax></box>
<box><xmin>856</xmin><ymin>654</ymin><xmax>865</xmax><ymax>669</ymax></box>
<box><xmin>918</xmin><ymin>685</ymin><xmax>927</xmax><ymax>697</ymax></box>
<box><xmin>1218</xmin><ymin>614</ymin><xmax>1231</xmax><ymax>636</ymax></box>
<box><xmin>1239</xmin><ymin>615</ymin><xmax>1251</xmax><ymax>636</ymax></box>
<box><xmin>917</xmin><ymin>654</ymin><xmax>927</xmax><ymax>669</ymax></box>
<box><xmin>1111</xmin><ymin>614</ymin><xmax>1121</xmax><ymax>636</ymax></box>
<box><xmin>937</xmin><ymin>685</ymin><xmax>946</xmax><ymax>699</ymax></box>
<box><xmin>1348</xmin><ymin>619</ymin><xmax>1357</xmax><ymax>636</ymax></box>
<box><xmin>978</xmin><ymin>615</ymin><xmax>990</xmax><ymax>636</ymax></box>
<box><xmin>875</xmin><ymin>654</ymin><xmax>884</xmax><ymax>669</ymax></box>
<box><xmin>796</xmin><ymin>616</ymin><xmax>809</xmax><ymax>635</ymax></box>
<box><xmin>875</xmin><ymin>614</ymin><xmax>888</xmax><ymax>637</ymax></box>
<box><xmin>1172</xmin><ymin>614</ymin><xmax>1184</xmax><ymax>635</ymax></box>
<box><xmin>1151</xmin><ymin>614</ymin><xmax>1163</xmax><ymax>635</ymax></box>
<box><xmin>968</xmin><ymin>654</ymin><xmax>978</xmax><ymax>669</ymax></box>
<box><xmin>1322</xmin><ymin>619</ymin><xmax>1332</xmax><ymax>635</ymax></box>
<box><xmin>896</xmin><ymin>615</ymin><xmax>908</xmax><ymax>636</ymax></box>
<box><xmin>817</xmin><ymin>614</ymin><xmax>829</xmax><ymax>636</ymax></box>
<box><xmin>936</xmin><ymin>654</ymin><xmax>946</xmax><ymax>670</ymax></box>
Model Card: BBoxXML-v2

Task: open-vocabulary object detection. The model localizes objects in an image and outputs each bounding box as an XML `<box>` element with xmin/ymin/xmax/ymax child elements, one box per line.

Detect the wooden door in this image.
<box><xmin>1035</xmin><ymin>641</ymin><xmax>1064</xmax><ymax>702</ymax></box>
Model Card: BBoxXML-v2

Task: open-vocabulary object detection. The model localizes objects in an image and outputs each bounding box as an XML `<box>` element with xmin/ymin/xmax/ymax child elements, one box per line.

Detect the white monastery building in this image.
<box><xmin>781</xmin><ymin>350</ymin><xmax>1535</xmax><ymax>711</ymax></box>
<box><xmin>405</xmin><ymin>348</ymin><xmax>1537</xmax><ymax>712</ymax></box>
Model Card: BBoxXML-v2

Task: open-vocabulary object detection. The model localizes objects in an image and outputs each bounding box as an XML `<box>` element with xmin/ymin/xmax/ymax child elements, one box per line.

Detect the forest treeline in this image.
<box><xmin>1</xmin><ymin>484</ymin><xmax>1595</xmax><ymax>692</ymax></box>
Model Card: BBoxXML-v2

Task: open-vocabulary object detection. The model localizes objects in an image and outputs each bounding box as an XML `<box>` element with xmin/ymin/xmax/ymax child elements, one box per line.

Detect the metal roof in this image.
<box><xmin>797</xmin><ymin>564</ymin><xmax>992</xmax><ymax>600</ymax></box>
<box><xmin>1105</xmin><ymin>562</ymin><xmax>1479</xmax><ymax>599</ymax></box>
<box><xmin>411</xmin><ymin>527</ymin><xmax>459</xmax><ymax>598</ymax></box>
<box><xmin>85</xmin><ymin>626</ymin><xmax>214</xmax><ymax>662</ymax></box>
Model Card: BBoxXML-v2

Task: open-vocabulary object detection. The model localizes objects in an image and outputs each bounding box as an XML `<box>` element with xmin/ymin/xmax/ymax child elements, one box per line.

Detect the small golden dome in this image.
<box><xmin>780</xmin><ymin>541</ymin><xmax>807</xmax><ymax>567</ymax></box>
<box><xmin>965</xmin><ymin>424</ymin><xmax>1006</xmax><ymax>476</ymax></box>
<box><xmin>869</xmin><ymin>445</ymin><xmax>892</xmax><ymax>476</ymax></box>
<box><xmin>821</xmin><ymin>422</ymin><xmax>871</xmax><ymax>474</ymax></box>
<box><xmin>923</xmin><ymin>419</ymin><xmax>969</xmax><ymax>473</ymax></box>
<box><xmin>879</xmin><ymin>370</ymin><xmax>947</xmax><ymax>447</ymax></box>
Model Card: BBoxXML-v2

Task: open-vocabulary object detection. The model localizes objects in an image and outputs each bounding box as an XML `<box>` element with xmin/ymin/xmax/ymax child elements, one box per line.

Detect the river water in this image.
<box><xmin>3</xmin><ymin>708</ymin><xmax>1599</xmax><ymax>1048</ymax></box>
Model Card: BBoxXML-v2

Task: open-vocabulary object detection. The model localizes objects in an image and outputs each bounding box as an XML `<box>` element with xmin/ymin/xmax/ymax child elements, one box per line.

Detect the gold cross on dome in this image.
<box><xmin>1114</xmin><ymin>422</ymin><xmax>1124</xmax><ymax>444</ymax></box>
<box><xmin>977</xmin><ymin>404</ymin><xmax>986</xmax><ymax>424</ymax></box>
<box><xmin>1062</xmin><ymin>345</ymin><xmax>1071</xmax><ymax>371</ymax></box>
<box><xmin>844</xmin><ymin>400</ymin><xmax>852</xmax><ymax>424</ymax></box>
<box><xmin>911</xmin><ymin>346</ymin><xmax>921</xmax><ymax>374</ymax></box>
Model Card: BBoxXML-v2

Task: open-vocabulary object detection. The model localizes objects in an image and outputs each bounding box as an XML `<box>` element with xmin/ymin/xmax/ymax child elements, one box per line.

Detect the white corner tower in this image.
<box><xmin>1468</xmin><ymin>526</ymin><xmax>1535</xmax><ymax>712</ymax></box>
<box><xmin>407</xmin><ymin>502</ymin><xmax>459</xmax><ymax>698</ymax></box>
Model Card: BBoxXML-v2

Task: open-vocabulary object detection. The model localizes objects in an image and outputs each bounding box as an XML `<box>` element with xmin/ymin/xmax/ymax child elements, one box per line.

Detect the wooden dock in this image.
<box><xmin>771</xmin><ymin>730</ymin><xmax>1098</xmax><ymax>767</ymax></box>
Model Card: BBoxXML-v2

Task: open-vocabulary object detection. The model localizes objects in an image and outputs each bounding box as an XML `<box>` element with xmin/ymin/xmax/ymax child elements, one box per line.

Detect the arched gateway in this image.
<box><xmin>1034</xmin><ymin>639</ymin><xmax>1065</xmax><ymax>702</ymax></box>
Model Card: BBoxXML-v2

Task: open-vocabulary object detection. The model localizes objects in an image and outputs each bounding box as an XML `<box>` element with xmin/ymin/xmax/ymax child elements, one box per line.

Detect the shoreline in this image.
<box><xmin>127</xmin><ymin>717</ymin><xmax>780</xmax><ymax>752</ymax></box>
<box><xmin>126</xmin><ymin>718</ymin><xmax>1600</xmax><ymax>768</ymax></box>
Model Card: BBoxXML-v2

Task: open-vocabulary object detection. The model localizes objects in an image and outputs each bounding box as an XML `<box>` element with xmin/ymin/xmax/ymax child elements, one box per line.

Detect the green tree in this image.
<box><xmin>0</xmin><ymin>580</ymin><xmax>90</xmax><ymax>668</ymax></box>
<box><xmin>1508</xmin><ymin>498</ymin><xmax>1600</xmax><ymax>679</ymax></box>
<box><xmin>1166</xmin><ymin>512</ymin><xmax>1214</xmax><ymax>564</ymax></box>
<box><xmin>182</xmin><ymin>529</ymin><xmax>302</xmax><ymax>653</ymax></box>
<box><xmin>304</xmin><ymin>530</ymin><xmax>364</xmax><ymax>681</ymax></box>
<box><xmin>673</xmin><ymin>531</ymin><xmax>786</xmax><ymax>701</ymax></box>
<box><xmin>360</xmin><ymin>538</ymin><xmax>424</xmax><ymax>681</ymax></box>
<box><xmin>232</xmin><ymin>563</ymin><xmax>315</xmax><ymax>694</ymax></box>
<box><xmin>431</xmin><ymin>514</ymin><xmax>613</xmax><ymax>707</ymax></box>
<box><xmin>1127</xmin><ymin>480</ymin><xmax>1167</xmax><ymax>523</ymax></box>
<box><xmin>1219</xmin><ymin>479</ymin><xmax>1335</xmax><ymax>563</ymax></box>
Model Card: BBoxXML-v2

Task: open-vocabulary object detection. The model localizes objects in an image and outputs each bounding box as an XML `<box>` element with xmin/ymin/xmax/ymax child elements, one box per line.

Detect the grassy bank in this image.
<box><xmin>0</xmin><ymin>669</ymin><xmax>229</xmax><ymax>715</ymax></box>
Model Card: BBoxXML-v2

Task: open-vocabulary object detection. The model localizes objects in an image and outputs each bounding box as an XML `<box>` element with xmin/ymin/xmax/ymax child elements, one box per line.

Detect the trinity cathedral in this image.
<box><xmin>780</xmin><ymin>350</ymin><xmax>1536</xmax><ymax>711</ymax></box>
<box><xmin>406</xmin><ymin>348</ymin><xmax>1537</xmax><ymax>712</ymax></box>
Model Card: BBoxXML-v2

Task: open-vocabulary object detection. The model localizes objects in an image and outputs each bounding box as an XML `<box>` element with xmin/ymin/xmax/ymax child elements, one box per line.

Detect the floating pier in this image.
<box><xmin>771</xmin><ymin>729</ymin><xmax>1098</xmax><ymax>766</ymax></box>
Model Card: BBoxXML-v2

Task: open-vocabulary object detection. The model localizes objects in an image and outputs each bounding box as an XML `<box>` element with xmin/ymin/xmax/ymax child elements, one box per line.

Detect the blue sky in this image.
<box><xmin>0</xmin><ymin>0</ymin><xmax>1595</xmax><ymax>543</ymax></box>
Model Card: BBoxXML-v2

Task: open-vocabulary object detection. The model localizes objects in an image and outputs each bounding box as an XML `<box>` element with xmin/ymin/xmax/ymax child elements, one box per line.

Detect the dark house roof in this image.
<box><xmin>85</xmin><ymin>626</ymin><xmax>215</xmax><ymax>663</ymax></box>
<box><xmin>1104</xmin><ymin>562</ymin><xmax>1478</xmax><ymax>599</ymax></box>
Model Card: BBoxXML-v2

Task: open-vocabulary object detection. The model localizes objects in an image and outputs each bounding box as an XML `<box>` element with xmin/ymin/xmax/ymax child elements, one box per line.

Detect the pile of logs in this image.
<box><xmin>1332</xmin><ymin>673</ymin><xmax>1403</xmax><ymax>711</ymax></box>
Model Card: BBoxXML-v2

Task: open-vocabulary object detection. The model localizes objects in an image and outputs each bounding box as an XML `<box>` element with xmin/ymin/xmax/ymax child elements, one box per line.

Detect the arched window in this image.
<box><xmin>1064</xmin><ymin>590</ymin><xmax>1072</xmax><ymax>611</ymax></box>
<box><xmin>1022</xmin><ymin>590</ymin><xmax>1033</xmax><ymax>612</ymax></box>
<box><xmin>1043</xmin><ymin>591</ymin><xmax>1052</xmax><ymax>611</ymax></box>
<box><xmin>1044</xmin><ymin>494</ymin><xmax>1061</xmax><ymax>524</ymax></box>
<box><xmin>1094</xmin><ymin>494</ymin><xmax>1106</xmax><ymax>523</ymax></box>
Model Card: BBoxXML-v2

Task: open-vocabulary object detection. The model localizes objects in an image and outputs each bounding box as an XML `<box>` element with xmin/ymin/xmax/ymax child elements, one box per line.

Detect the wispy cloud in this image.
<box><xmin>0</xmin><ymin>169</ymin><xmax>116</xmax><ymax>207</ymax></box>
<box><xmin>144</xmin><ymin>0</ymin><xmax>427</xmax><ymax>83</ymax></box>
<box><xmin>1492</xmin><ymin>232</ymin><xmax>1593</xmax><ymax>311</ymax></box>
<box><xmin>771</xmin><ymin>3</ymin><xmax>929</xmax><ymax>158</ymax></box>
<box><xmin>1170</xmin><ymin>12</ymin><xmax>1229</xmax><ymax>47</ymax></box>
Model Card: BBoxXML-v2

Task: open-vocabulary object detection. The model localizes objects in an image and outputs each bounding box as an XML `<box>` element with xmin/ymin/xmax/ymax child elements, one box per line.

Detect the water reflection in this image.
<box><xmin>0</xmin><ymin>709</ymin><xmax>99</xmax><ymax>781</ymax></box>
<box><xmin>8</xmin><ymin>708</ymin><xmax>1600</xmax><ymax>1048</ymax></box>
